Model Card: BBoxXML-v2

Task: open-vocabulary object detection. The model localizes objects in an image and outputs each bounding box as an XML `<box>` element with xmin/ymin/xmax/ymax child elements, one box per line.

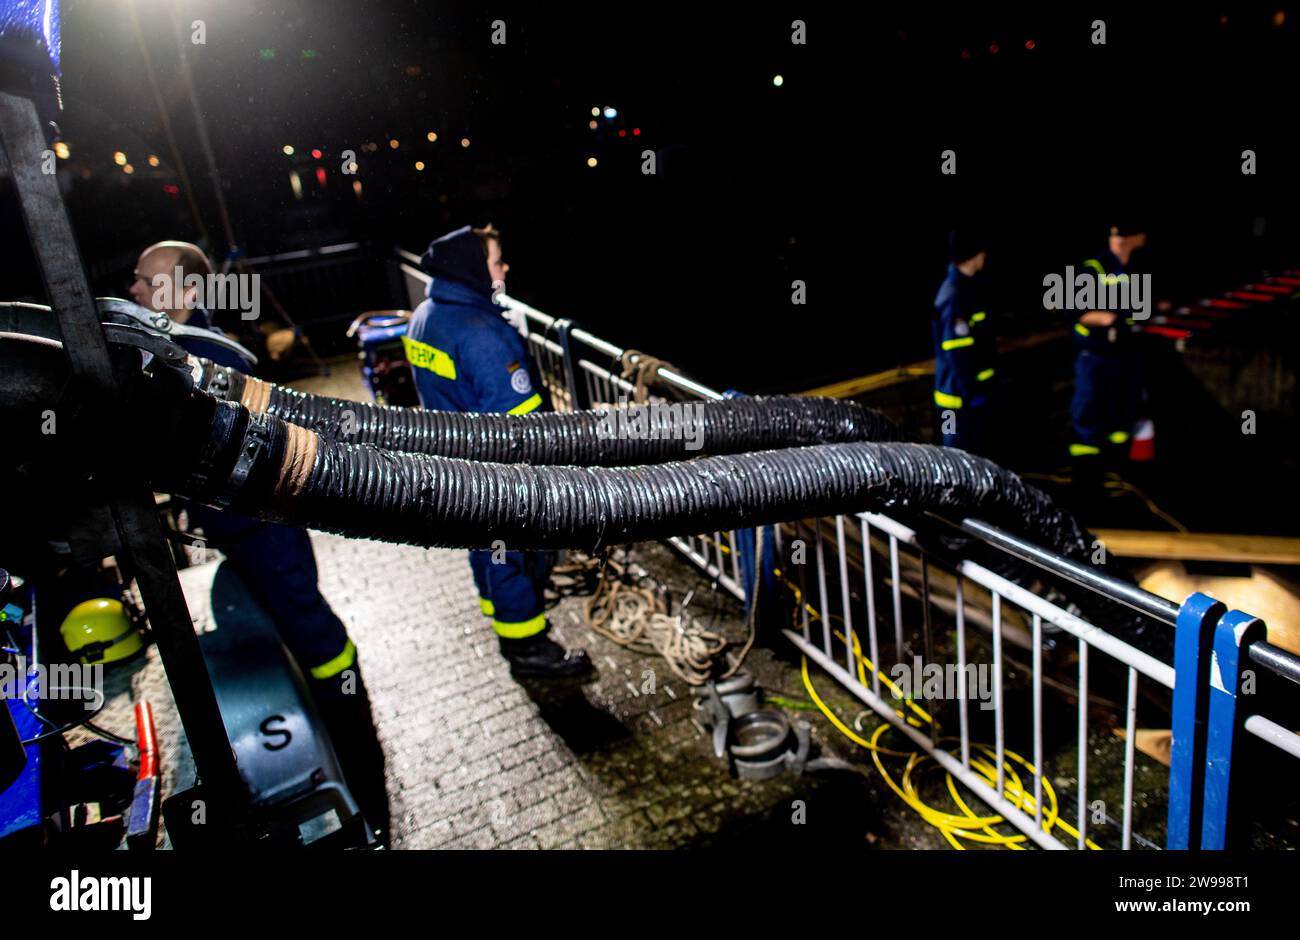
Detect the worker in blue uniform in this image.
<box><xmin>406</xmin><ymin>225</ymin><xmax>592</xmax><ymax>678</ymax></box>
<box><xmin>1069</xmin><ymin>223</ymin><xmax>1147</xmax><ymax>481</ymax></box>
<box><xmin>932</xmin><ymin>230</ymin><xmax>996</xmax><ymax>453</ymax></box>
<box><xmin>130</xmin><ymin>241</ymin><xmax>389</xmax><ymax>840</ymax></box>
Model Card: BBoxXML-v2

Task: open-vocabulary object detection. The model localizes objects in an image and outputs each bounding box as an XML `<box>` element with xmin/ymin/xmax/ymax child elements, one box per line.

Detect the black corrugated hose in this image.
<box><xmin>1</xmin><ymin>341</ymin><xmax>1169</xmax><ymax>660</ymax></box>
<box><xmin>195</xmin><ymin>359</ymin><xmax>901</xmax><ymax>464</ymax></box>
<box><xmin>164</xmin><ymin>392</ymin><xmax>1086</xmax><ymax>563</ymax></box>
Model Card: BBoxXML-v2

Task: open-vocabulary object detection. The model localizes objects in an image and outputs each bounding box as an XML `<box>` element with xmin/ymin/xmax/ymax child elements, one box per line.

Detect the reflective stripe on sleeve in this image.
<box><xmin>507</xmin><ymin>392</ymin><xmax>543</xmax><ymax>415</ymax></box>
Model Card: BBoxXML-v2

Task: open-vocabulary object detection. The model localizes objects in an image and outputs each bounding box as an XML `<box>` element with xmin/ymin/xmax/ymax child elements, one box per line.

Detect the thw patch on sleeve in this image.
<box><xmin>510</xmin><ymin>366</ymin><xmax>533</xmax><ymax>395</ymax></box>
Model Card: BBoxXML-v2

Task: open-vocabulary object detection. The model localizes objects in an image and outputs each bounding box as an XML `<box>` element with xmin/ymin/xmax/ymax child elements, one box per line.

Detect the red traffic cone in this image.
<box><xmin>1129</xmin><ymin>418</ymin><xmax>1155</xmax><ymax>462</ymax></box>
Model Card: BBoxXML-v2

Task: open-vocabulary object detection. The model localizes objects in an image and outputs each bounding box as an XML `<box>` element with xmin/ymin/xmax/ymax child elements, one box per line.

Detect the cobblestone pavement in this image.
<box><xmin>312</xmin><ymin>534</ymin><xmax>889</xmax><ymax>849</ymax></box>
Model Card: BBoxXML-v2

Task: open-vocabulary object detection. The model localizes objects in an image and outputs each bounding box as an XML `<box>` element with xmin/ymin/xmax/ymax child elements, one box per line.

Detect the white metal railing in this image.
<box><xmin>392</xmin><ymin>249</ymin><xmax>1299</xmax><ymax>849</ymax></box>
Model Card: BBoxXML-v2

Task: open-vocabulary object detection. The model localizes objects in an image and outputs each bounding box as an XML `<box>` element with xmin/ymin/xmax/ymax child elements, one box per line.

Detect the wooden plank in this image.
<box><xmin>799</xmin><ymin>328</ymin><xmax>1068</xmax><ymax>398</ymax></box>
<box><xmin>1095</xmin><ymin>529</ymin><xmax>1300</xmax><ymax>566</ymax></box>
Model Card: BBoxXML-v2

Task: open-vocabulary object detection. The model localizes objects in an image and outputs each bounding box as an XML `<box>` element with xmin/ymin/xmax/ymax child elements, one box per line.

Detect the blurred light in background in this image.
<box><xmin>586</xmin><ymin>156</ymin><xmax>597</xmax><ymax>167</ymax></box>
<box><xmin>113</xmin><ymin>151</ymin><xmax>127</xmax><ymax>165</ymax></box>
<box><xmin>427</xmin><ymin>131</ymin><xmax>438</xmax><ymax>142</ymax></box>
<box><xmin>147</xmin><ymin>154</ymin><xmax>160</xmax><ymax>166</ymax></box>
<box><xmin>772</xmin><ymin>75</ymin><xmax>783</xmax><ymax>86</ymax></box>
<box><xmin>53</xmin><ymin>142</ymin><xmax>70</xmax><ymax>159</ymax></box>
<box><xmin>282</xmin><ymin>144</ymin><xmax>294</xmax><ymax>155</ymax></box>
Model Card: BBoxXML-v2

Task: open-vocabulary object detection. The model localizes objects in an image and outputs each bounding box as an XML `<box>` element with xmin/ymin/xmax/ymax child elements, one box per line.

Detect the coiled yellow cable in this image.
<box><xmin>780</xmin><ymin>570</ymin><xmax>1101</xmax><ymax>850</ymax></box>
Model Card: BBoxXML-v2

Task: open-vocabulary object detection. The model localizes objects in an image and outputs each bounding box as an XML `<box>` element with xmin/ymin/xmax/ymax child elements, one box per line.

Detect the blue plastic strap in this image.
<box><xmin>1166</xmin><ymin>592</ymin><xmax>1225</xmax><ymax>850</ymax></box>
<box><xmin>1199</xmin><ymin>610</ymin><xmax>1266</xmax><ymax>850</ymax></box>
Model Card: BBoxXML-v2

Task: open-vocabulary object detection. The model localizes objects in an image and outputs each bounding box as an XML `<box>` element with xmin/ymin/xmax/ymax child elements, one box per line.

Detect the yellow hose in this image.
<box><xmin>789</xmin><ymin>599</ymin><xmax>1102</xmax><ymax>849</ymax></box>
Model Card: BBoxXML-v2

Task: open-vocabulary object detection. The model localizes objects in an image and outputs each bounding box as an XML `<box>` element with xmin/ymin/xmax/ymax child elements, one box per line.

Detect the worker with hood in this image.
<box><xmin>405</xmin><ymin>225</ymin><xmax>592</xmax><ymax>678</ymax></box>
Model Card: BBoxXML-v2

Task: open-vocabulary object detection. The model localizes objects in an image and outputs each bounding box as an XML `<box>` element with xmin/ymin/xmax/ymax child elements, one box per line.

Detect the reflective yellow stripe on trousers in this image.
<box><xmin>492</xmin><ymin>613</ymin><xmax>547</xmax><ymax>639</ymax></box>
<box><xmin>310</xmin><ymin>638</ymin><xmax>357</xmax><ymax>680</ymax></box>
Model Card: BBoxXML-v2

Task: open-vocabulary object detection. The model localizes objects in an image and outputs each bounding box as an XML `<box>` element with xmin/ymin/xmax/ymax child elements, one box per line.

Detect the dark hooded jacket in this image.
<box><xmin>404</xmin><ymin>226</ymin><xmax>544</xmax><ymax>414</ymax></box>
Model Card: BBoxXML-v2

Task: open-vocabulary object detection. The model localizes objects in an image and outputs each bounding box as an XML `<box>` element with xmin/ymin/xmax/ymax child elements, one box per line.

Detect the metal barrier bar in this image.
<box><xmin>1032</xmin><ymin>612</ymin><xmax>1043</xmax><ymax>826</ymax></box>
<box><xmin>959</xmin><ymin>560</ymin><xmax>1176</xmax><ymax>688</ymax></box>
<box><xmin>837</xmin><ymin>516</ymin><xmax>856</xmax><ymax>679</ymax></box>
<box><xmin>1077</xmin><ymin>638</ymin><xmax>1089</xmax><ymax>849</ymax></box>
<box><xmin>861</xmin><ymin>517</ymin><xmax>881</xmax><ymax>698</ymax></box>
<box><xmin>814</xmin><ymin>519</ymin><xmax>831</xmax><ymax>658</ymax></box>
<box><xmin>993</xmin><ymin>592</ymin><xmax>1005</xmax><ymax>800</ymax></box>
<box><xmin>960</xmin><ymin>518</ymin><xmax>1180</xmax><ymax>625</ymax></box>
<box><xmin>1245</xmin><ymin>714</ymin><xmax>1300</xmax><ymax>759</ymax></box>
<box><xmin>956</xmin><ymin>575</ymin><xmax>971</xmax><ymax>769</ymax></box>
<box><xmin>798</xmin><ymin>524</ymin><xmax>811</xmax><ymax>642</ymax></box>
<box><xmin>889</xmin><ymin>534</ymin><xmax>903</xmax><ymax>665</ymax></box>
<box><xmin>920</xmin><ymin>558</ymin><xmax>936</xmax><ymax>747</ymax></box>
<box><xmin>1122</xmin><ymin>666</ymin><xmax>1138</xmax><ymax>850</ymax></box>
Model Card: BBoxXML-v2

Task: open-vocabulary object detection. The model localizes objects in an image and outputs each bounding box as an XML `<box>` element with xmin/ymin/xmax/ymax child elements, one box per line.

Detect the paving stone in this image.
<box><xmin>105</xmin><ymin>496</ymin><xmax>911</xmax><ymax>850</ymax></box>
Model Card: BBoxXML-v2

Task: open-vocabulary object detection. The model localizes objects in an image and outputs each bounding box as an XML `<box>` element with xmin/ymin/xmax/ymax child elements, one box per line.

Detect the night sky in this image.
<box><xmin>5</xmin><ymin>2</ymin><xmax>1300</xmax><ymax>391</ymax></box>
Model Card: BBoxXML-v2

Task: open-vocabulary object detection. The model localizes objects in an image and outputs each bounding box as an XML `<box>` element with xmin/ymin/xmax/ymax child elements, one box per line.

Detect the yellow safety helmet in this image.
<box><xmin>59</xmin><ymin>598</ymin><xmax>144</xmax><ymax>665</ymax></box>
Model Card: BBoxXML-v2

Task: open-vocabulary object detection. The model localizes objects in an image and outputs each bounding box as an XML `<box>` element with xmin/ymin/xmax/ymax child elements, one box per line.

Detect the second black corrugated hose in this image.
<box><xmin>195</xmin><ymin>359</ymin><xmax>902</xmax><ymax>465</ymax></box>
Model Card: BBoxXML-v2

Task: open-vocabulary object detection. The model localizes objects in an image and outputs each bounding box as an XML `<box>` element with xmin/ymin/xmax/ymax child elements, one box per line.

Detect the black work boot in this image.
<box><xmin>498</xmin><ymin>627</ymin><xmax>593</xmax><ymax>679</ymax></box>
<box><xmin>309</xmin><ymin>663</ymin><xmax>391</xmax><ymax>846</ymax></box>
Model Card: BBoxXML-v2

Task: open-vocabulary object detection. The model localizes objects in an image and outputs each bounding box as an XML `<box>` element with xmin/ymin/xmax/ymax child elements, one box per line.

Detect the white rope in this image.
<box><xmin>558</xmin><ymin>542</ymin><xmax>762</xmax><ymax>686</ymax></box>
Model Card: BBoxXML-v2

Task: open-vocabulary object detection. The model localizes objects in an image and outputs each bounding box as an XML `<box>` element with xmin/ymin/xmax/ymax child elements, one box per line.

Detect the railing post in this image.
<box><xmin>1199</xmin><ymin>610</ymin><xmax>1267</xmax><ymax>849</ymax></box>
<box><xmin>552</xmin><ymin>318</ymin><xmax>588</xmax><ymax>411</ymax></box>
<box><xmin>1166</xmin><ymin>592</ymin><xmax>1226</xmax><ymax>849</ymax></box>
